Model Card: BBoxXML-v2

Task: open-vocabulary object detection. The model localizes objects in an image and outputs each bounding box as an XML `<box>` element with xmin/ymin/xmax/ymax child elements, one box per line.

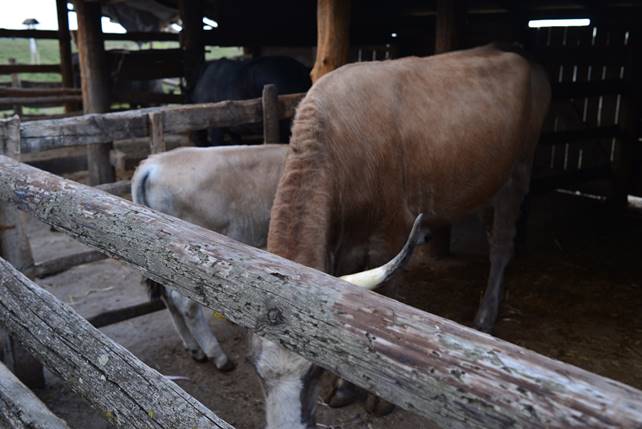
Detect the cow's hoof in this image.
<box><xmin>216</xmin><ymin>359</ymin><xmax>236</xmax><ymax>372</ymax></box>
<box><xmin>189</xmin><ymin>349</ymin><xmax>208</xmax><ymax>362</ymax></box>
<box><xmin>365</xmin><ymin>394</ymin><xmax>395</xmax><ymax>417</ymax></box>
<box><xmin>324</xmin><ymin>380</ymin><xmax>361</xmax><ymax>408</ymax></box>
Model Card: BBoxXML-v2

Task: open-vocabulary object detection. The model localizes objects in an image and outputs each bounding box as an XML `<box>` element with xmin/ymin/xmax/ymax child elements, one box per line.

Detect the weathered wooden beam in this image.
<box><xmin>0</xmin><ymin>64</ymin><xmax>60</xmax><ymax>75</ymax></box>
<box><xmin>33</xmin><ymin>250</ymin><xmax>108</xmax><ymax>279</ymax></box>
<box><xmin>0</xmin><ymin>361</ymin><xmax>69</xmax><ymax>429</ymax></box>
<box><xmin>0</xmin><ymin>256</ymin><xmax>233</xmax><ymax>429</ymax></box>
<box><xmin>0</xmin><ymin>28</ymin><xmax>180</xmax><ymax>42</ymax></box>
<box><xmin>0</xmin><ymin>95</ymin><xmax>82</xmax><ymax>109</ymax></box>
<box><xmin>8</xmin><ymin>93</ymin><xmax>305</xmax><ymax>153</ymax></box>
<box><xmin>74</xmin><ymin>0</ymin><xmax>114</xmax><ymax>186</ymax></box>
<box><xmin>87</xmin><ymin>299</ymin><xmax>166</xmax><ymax>329</ymax></box>
<box><xmin>2</xmin><ymin>156</ymin><xmax>642</xmax><ymax>429</ymax></box>
<box><xmin>178</xmin><ymin>0</ymin><xmax>205</xmax><ymax>94</ymax></box>
<box><xmin>56</xmin><ymin>0</ymin><xmax>77</xmax><ymax>113</ymax></box>
<box><xmin>149</xmin><ymin>112</ymin><xmax>166</xmax><ymax>154</ymax></box>
<box><xmin>261</xmin><ymin>84</ymin><xmax>279</xmax><ymax>144</ymax></box>
<box><xmin>0</xmin><ymin>117</ymin><xmax>43</xmax><ymax>389</ymax></box>
<box><xmin>311</xmin><ymin>0</ymin><xmax>351</xmax><ymax>82</ymax></box>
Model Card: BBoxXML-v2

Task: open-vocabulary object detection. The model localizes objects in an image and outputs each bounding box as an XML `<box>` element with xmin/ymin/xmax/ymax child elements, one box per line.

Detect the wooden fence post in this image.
<box><xmin>0</xmin><ymin>116</ymin><xmax>44</xmax><ymax>389</ymax></box>
<box><xmin>262</xmin><ymin>84</ymin><xmax>279</xmax><ymax>144</ymax></box>
<box><xmin>8</xmin><ymin>59</ymin><xmax>22</xmax><ymax>116</ymax></box>
<box><xmin>149</xmin><ymin>112</ymin><xmax>166</xmax><ymax>154</ymax></box>
<box><xmin>311</xmin><ymin>0</ymin><xmax>351</xmax><ymax>83</ymax></box>
<box><xmin>56</xmin><ymin>0</ymin><xmax>78</xmax><ymax>113</ymax></box>
<box><xmin>75</xmin><ymin>0</ymin><xmax>115</xmax><ymax>185</ymax></box>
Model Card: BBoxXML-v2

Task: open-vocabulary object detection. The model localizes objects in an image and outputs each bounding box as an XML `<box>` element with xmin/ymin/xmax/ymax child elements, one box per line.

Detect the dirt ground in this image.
<box><xmin>25</xmin><ymin>190</ymin><xmax>642</xmax><ymax>429</ymax></box>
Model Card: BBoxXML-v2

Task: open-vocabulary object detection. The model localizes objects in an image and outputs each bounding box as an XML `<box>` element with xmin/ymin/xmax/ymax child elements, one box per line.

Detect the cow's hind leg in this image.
<box><xmin>169</xmin><ymin>290</ymin><xmax>236</xmax><ymax>372</ymax></box>
<box><xmin>161</xmin><ymin>290</ymin><xmax>207</xmax><ymax>362</ymax></box>
<box><xmin>473</xmin><ymin>159</ymin><xmax>532</xmax><ymax>333</ymax></box>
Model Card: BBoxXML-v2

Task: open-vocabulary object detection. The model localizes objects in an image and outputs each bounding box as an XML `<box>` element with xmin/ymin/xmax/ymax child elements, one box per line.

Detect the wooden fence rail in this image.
<box><xmin>0</xmin><ymin>361</ymin><xmax>70</xmax><ymax>429</ymax></box>
<box><xmin>0</xmin><ymin>93</ymin><xmax>305</xmax><ymax>154</ymax></box>
<box><xmin>1</xmin><ymin>155</ymin><xmax>641</xmax><ymax>429</ymax></box>
<box><xmin>0</xmin><ymin>256</ymin><xmax>233</xmax><ymax>429</ymax></box>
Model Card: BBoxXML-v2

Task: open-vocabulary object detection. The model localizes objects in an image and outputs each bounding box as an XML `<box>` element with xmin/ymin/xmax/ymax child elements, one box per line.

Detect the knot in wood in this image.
<box><xmin>267</xmin><ymin>307</ymin><xmax>283</xmax><ymax>326</ymax></box>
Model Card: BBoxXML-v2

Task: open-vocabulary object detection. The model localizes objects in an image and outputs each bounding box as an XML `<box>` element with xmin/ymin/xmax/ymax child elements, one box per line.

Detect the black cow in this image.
<box><xmin>189</xmin><ymin>56</ymin><xmax>311</xmax><ymax>146</ymax></box>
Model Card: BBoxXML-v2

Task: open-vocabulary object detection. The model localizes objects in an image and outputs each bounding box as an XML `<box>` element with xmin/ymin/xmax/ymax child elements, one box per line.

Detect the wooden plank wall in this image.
<box><xmin>529</xmin><ymin>24</ymin><xmax>636</xmax><ymax>197</ymax></box>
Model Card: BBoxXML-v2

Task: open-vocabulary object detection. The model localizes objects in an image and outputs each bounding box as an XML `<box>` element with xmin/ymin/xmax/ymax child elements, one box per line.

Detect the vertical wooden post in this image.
<box><xmin>74</xmin><ymin>0</ymin><xmax>114</xmax><ymax>185</ymax></box>
<box><xmin>0</xmin><ymin>116</ymin><xmax>44</xmax><ymax>389</ymax></box>
<box><xmin>56</xmin><ymin>0</ymin><xmax>77</xmax><ymax>113</ymax></box>
<box><xmin>311</xmin><ymin>0</ymin><xmax>351</xmax><ymax>83</ymax></box>
<box><xmin>178</xmin><ymin>0</ymin><xmax>205</xmax><ymax>95</ymax></box>
<box><xmin>435</xmin><ymin>0</ymin><xmax>465</xmax><ymax>54</ymax></box>
<box><xmin>8</xmin><ymin>59</ymin><xmax>22</xmax><ymax>116</ymax></box>
<box><xmin>262</xmin><ymin>84</ymin><xmax>280</xmax><ymax>144</ymax></box>
<box><xmin>431</xmin><ymin>0</ymin><xmax>466</xmax><ymax>257</ymax></box>
<box><xmin>149</xmin><ymin>112</ymin><xmax>166</xmax><ymax>154</ymax></box>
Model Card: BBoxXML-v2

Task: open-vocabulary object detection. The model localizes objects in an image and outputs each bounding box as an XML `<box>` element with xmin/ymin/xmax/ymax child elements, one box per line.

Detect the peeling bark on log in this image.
<box><xmin>0</xmin><ymin>256</ymin><xmax>233</xmax><ymax>429</ymax></box>
<box><xmin>0</xmin><ymin>361</ymin><xmax>69</xmax><ymax>429</ymax></box>
<box><xmin>1</xmin><ymin>156</ymin><xmax>642</xmax><ymax>428</ymax></box>
<box><xmin>4</xmin><ymin>93</ymin><xmax>304</xmax><ymax>154</ymax></box>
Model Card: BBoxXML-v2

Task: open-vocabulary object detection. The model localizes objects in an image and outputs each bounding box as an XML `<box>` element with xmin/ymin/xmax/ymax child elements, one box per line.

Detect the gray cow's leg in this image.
<box><xmin>168</xmin><ymin>290</ymin><xmax>235</xmax><ymax>371</ymax></box>
<box><xmin>474</xmin><ymin>159</ymin><xmax>532</xmax><ymax>333</ymax></box>
<box><xmin>162</xmin><ymin>292</ymin><xmax>207</xmax><ymax>362</ymax></box>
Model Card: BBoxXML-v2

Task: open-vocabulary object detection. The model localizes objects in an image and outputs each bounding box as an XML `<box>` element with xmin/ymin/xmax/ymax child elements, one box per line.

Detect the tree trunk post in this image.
<box><xmin>311</xmin><ymin>0</ymin><xmax>351</xmax><ymax>83</ymax></box>
<box><xmin>0</xmin><ymin>116</ymin><xmax>43</xmax><ymax>389</ymax></box>
<box><xmin>74</xmin><ymin>0</ymin><xmax>115</xmax><ymax>185</ymax></box>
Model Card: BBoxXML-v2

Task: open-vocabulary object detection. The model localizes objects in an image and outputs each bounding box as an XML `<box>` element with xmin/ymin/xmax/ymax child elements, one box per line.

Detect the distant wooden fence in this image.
<box><xmin>1</xmin><ymin>154</ymin><xmax>642</xmax><ymax>428</ymax></box>
<box><xmin>0</xmin><ymin>28</ymin><xmax>186</xmax><ymax>117</ymax></box>
<box><xmin>529</xmin><ymin>25</ymin><xmax>641</xmax><ymax>200</ymax></box>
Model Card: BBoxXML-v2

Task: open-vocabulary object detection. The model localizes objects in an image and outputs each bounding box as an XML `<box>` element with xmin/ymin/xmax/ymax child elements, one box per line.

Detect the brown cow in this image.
<box><xmin>251</xmin><ymin>45</ymin><xmax>551</xmax><ymax>428</ymax></box>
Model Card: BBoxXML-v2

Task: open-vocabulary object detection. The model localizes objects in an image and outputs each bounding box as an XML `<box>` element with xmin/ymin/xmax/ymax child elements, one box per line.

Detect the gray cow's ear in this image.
<box><xmin>340</xmin><ymin>213</ymin><xmax>429</xmax><ymax>289</ymax></box>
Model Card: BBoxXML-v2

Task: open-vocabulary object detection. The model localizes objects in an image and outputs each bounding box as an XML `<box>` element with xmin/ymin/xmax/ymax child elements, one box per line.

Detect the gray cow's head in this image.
<box><xmin>251</xmin><ymin>215</ymin><xmax>428</xmax><ymax>428</ymax></box>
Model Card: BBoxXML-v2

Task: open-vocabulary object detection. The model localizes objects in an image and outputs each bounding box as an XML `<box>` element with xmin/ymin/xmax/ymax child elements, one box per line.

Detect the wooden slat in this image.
<box><xmin>0</xmin><ymin>256</ymin><xmax>233</xmax><ymax>429</ymax></box>
<box><xmin>1</xmin><ymin>156</ymin><xmax>642</xmax><ymax>429</ymax></box>
<box><xmin>0</xmin><ymin>96</ymin><xmax>81</xmax><ymax>110</ymax></box>
<box><xmin>87</xmin><ymin>300</ymin><xmax>166</xmax><ymax>329</ymax></box>
<box><xmin>0</xmin><ymin>64</ymin><xmax>60</xmax><ymax>74</ymax></box>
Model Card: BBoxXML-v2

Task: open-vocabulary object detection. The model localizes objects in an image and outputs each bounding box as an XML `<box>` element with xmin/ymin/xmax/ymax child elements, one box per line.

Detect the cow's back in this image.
<box><xmin>268</xmin><ymin>46</ymin><xmax>550</xmax><ymax>272</ymax></box>
<box><xmin>304</xmin><ymin>45</ymin><xmax>550</xmax><ymax>222</ymax></box>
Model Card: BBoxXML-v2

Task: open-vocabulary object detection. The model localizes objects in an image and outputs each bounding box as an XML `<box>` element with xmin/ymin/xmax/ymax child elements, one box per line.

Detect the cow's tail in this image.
<box><xmin>131</xmin><ymin>161</ymin><xmax>166</xmax><ymax>300</ymax></box>
<box><xmin>131</xmin><ymin>160</ymin><xmax>154</xmax><ymax>206</ymax></box>
<box><xmin>267</xmin><ymin>94</ymin><xmax>334</xmax><ymax>273</ymax></box>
